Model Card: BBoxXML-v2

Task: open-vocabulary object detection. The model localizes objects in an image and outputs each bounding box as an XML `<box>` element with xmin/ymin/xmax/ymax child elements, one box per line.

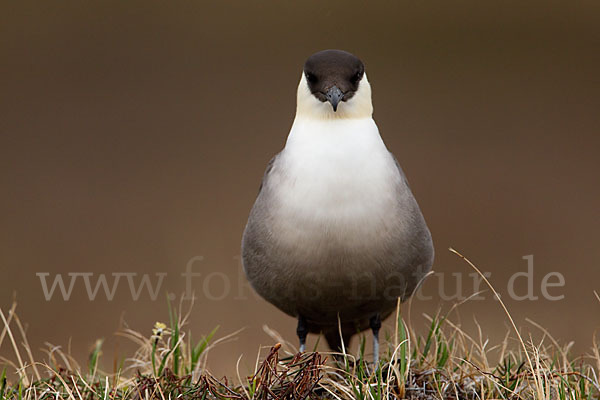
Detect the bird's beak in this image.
<box><xmin>325</xmin><ymin>86</ymin><xmax>344</xmax><ymax>112</ymax></box>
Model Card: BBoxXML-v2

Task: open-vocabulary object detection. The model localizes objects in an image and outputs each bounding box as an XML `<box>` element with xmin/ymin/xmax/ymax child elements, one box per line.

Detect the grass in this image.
<box><xmin>1</xmin><ymin>250</ymin><xmax>599</xmax><ymax>399</ymax></box>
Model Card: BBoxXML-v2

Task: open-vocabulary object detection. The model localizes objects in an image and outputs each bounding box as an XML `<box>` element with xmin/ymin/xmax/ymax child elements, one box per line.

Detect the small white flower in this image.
<box><xmin>152</xmin><ymin>322</ymin><xmax>167</xmax><ymax>337</ymax></box>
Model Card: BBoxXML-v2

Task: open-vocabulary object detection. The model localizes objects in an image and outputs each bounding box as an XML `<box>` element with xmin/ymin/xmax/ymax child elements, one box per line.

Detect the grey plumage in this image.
<box><xmin>242</xmin><ymin>153</ymin><xmax>433</xmax><ymax>351</ymax></box>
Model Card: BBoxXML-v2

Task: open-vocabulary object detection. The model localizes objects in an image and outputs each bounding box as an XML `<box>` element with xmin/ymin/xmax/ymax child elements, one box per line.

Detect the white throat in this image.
<box><xmin>295</xmin><ymin>73</ymin><xmax>374</xmax><ymax>120</ymax></box>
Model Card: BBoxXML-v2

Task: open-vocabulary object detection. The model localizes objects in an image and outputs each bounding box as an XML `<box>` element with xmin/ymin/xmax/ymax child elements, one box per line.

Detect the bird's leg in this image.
<box><xmin>370</xmin><ymin>314</ymin><xmax>382</xmax><ymax>366</ymax></box>
<box><xmin>297</xmin><ymin>315</ymin><xmax>308</xmax><ymax>353</ymax></box>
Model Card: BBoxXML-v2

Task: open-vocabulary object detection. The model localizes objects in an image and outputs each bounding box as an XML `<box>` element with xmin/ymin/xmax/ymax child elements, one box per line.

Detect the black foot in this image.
<box><xmin>370</xmin><ymin>314</ymin><xmax>382</xmax><ymax>366</ymax></box>
<box><xmin>297</xmin><ymin>315</ymin><xmax>308</xmax><ymax>352</ymax></box>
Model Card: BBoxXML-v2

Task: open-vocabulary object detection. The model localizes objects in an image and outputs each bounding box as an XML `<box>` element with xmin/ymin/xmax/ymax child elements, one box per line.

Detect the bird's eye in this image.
<box><xmin>351</xmin><ymin>71</ymin><xmax>363</xmax><ymax>83</ymax></box>
<box><xmin>305</xmin><ymin>72</ymin><xmax>317</xmax><ymax>83</ymax></box>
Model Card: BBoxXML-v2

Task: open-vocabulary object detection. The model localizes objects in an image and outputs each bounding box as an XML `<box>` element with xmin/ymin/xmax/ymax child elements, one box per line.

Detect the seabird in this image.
<box><xmin>242</xmin><ymin>49</ymin><xmax>434</xmax><ymax>364</ymax></box>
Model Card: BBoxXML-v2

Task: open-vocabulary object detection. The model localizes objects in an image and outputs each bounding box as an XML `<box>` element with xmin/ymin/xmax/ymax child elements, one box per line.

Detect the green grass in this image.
<box><xmin>1</xmin><ymin>252</ymin><xmax>600</xmax><ymax>399</ymax></box>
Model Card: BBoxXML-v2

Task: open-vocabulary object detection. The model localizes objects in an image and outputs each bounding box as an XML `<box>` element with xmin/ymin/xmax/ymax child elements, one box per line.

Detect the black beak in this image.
<box><xmin>325</xmin><ymin>86</ymin><xmax>344</xmax><ymax>112</ymax></box>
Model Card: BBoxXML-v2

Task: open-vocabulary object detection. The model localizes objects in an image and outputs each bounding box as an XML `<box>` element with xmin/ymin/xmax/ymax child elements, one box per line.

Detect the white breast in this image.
<box><xmin>267</xmin><ymin>117</ymin><xmax>403</xmax><ymax>255</ymax></box>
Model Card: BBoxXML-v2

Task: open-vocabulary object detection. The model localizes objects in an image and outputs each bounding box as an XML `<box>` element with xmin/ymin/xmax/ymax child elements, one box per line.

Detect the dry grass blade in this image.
<box><xmin>449</xmin><ymin>247</ymin><xmax>545</xmax><ymax>399</ymax></box>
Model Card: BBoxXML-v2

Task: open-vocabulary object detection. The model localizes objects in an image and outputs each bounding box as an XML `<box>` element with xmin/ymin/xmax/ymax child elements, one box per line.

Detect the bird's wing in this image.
<box><xmin>257</xmin><ymin>153</ymin><xmax>280</xmax><ymax>194</ymax></box>
<box><xmin>389</xmin><ymin>151</ymin><xmax>411</xmax><ymax>188</ymax></box>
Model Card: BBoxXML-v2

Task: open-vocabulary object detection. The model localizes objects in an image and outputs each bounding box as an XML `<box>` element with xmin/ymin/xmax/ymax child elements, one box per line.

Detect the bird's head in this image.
<box><xmin>296</xmin><ymin>49</ymin><xmax>373</xmax><ymax>120</ymax></box>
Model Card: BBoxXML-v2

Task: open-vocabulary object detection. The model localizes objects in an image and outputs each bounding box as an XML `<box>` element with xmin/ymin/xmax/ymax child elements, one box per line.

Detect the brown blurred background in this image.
<box><xmin>1</xmin><ymin>1</ymin><xmax>599</xmax><ymax>376</ymax></box>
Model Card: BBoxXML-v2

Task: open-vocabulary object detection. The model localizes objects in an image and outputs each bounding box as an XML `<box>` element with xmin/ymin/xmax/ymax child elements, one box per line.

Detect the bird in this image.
<box><xmin>241</xmin><ymin>49</ymin><xmax>434</xmax><ymax>364</ymax></box>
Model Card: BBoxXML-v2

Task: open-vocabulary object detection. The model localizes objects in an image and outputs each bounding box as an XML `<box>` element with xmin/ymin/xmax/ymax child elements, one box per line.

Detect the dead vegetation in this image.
<box><xmin>1</xmin><ymin>250</ymin><xmax>599</xmax><ymax>399</ymax></box>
